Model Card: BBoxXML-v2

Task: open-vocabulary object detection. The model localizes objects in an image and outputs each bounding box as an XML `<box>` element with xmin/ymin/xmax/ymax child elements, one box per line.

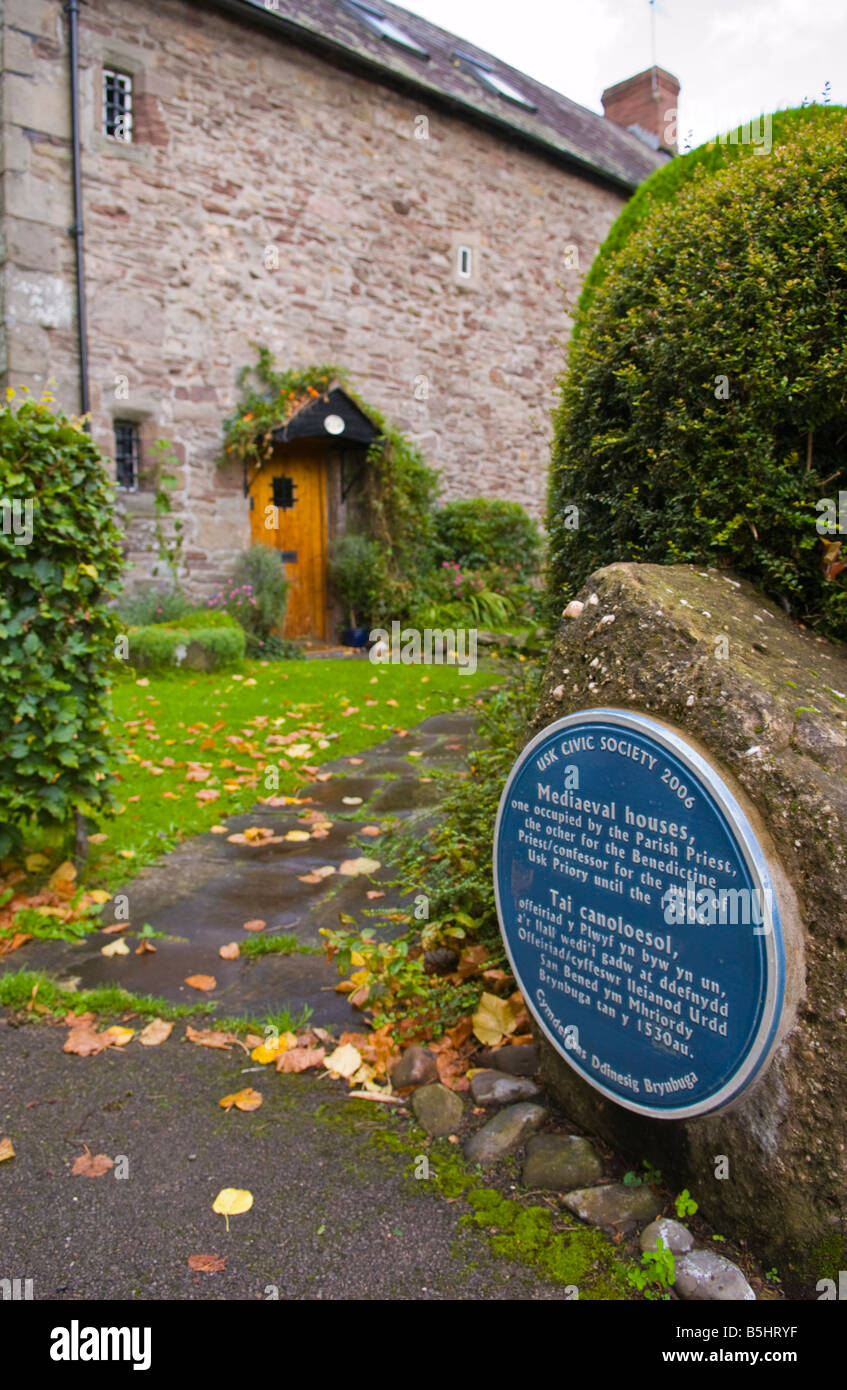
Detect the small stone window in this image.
<box><xmin>103</xmin><ymin>69</ymin><xmax>133</xmax><ymax>142</ymax></box>
<box><xmin>114</xmin><ymin>420</ymin><xmax>141</xmax><ymax>490</ymax></box>
<box><xmin>457</xmin><ymin>245</ymin><xmax>473</xmax><ymax>280</ymax></box>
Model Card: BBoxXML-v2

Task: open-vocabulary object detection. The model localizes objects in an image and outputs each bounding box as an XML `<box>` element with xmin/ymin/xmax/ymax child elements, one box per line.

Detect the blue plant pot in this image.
<box><xmin>341</xmin><ymin>627</ymin><xmax>370</xmax><ymax>648</ymax></box>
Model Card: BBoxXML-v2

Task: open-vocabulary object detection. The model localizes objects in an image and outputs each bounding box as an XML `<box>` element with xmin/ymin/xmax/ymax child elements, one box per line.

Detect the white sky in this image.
<box><xmin>401</xmin><ymin>0</ymin><xmax>846</xmax><ymax>148</ymax></box>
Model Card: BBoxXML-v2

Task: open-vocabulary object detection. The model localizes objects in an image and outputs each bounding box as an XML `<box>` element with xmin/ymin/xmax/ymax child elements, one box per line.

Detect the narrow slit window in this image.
<box><xmin>457</xmin><ymin>245</ymin><xmax>473</xmax><ymax>279</ymax></box>
<box><xmin>114</xmin><ymin>420</ymin><xmax>141</xmax><ymax>490</ymax></box>
<box><xmin>103</xmin><ymin>69</ymin><xmax>133</xmax><ymax>142</ymax></box>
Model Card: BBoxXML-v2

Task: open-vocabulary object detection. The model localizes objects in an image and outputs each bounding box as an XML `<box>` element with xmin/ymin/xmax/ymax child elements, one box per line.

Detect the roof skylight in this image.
<box><xmin>453</xmin><ymin>50</ymin><xmax>537</xmax><ymax>110</ymax></box>
<box><xmin>346</xmin><ymin>2</ymin><xmax>430</xmax><ymax>59</ymax></box>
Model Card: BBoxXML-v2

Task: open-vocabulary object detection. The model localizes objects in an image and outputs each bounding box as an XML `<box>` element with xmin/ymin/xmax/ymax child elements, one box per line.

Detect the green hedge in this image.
<box><xmin>547</xmin><ymin>107</ymin><xmax>847</xmax><ymax>639</ymax></box>
<box><xmin>164</xmin><ymin>609</ymin><xmax>240</xmax><ymax>631</ymax></box>
<box><xmin>129</xmin><ymin>624</ymin><xmax>245</xmax><ymax>671</ymax></box>
<box><xmin>0</xmin><ymin>393</ymin><xmax>125</xmax><ymax>854</ymax></box>
<box><xmin>434</xmin><ymin>499</ymin><xmax>542</xmax><ymax>583</ymax></box>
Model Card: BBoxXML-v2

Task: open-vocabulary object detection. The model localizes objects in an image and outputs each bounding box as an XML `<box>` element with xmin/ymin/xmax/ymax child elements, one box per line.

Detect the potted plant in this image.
<box><xmin>328</xmin><ymin>533</ymin><xmax>384</xmax><ymax>646</ymax></box>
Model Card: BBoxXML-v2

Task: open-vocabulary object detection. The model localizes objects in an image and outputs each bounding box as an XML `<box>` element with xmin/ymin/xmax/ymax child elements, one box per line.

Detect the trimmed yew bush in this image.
<box><xmin>548</xmin><ymin>106</ymin><xmax>847</xmax><ymax>639</ymax></box>
<box><xmin>0</xmin><ymin>394</ymin><xmax>125</xmax><ymax>854</ymax></box>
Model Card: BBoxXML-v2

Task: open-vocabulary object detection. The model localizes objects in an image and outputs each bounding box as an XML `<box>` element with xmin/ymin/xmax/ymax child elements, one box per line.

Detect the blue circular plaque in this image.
<box><xmin>493</xmin><ymin>710</ymin><xmax>786</xmax><ymax>1119</ymax></box>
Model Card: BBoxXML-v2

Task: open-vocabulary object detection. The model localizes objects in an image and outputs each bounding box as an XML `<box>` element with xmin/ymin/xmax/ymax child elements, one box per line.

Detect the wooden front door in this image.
<box><xmin>249</xmin><ymin>445</ymin><xmax>328</xmax><ymax>639</ymax></box>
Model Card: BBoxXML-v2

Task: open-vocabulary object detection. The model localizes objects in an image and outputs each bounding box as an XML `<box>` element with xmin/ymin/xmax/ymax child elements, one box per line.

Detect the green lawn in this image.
<box><xmin>74</xmin><ymin>657</ymin><xmax>497</xmax><ymax>889</ymax></box>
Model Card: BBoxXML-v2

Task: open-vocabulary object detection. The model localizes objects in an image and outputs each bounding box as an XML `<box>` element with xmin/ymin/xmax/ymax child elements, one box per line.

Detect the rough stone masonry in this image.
<box><xmin>528</xmin><ymin>562</ymin><xmax>847</xmax><ymax>1298</ymax></box>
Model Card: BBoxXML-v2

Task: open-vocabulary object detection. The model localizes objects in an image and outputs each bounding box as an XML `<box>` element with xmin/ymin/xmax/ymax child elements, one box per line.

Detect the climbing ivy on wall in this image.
<box><xmin>221</xmin><ymin>348</ymin><xmax>439</xmax><ymax>622</ymax></box>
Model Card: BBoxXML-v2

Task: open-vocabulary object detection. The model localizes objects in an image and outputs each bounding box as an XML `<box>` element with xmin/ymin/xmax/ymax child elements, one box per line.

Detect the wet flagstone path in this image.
<box><xmin>11</xmin><ymin>713</ymin><xmax>474</xmax><ymax>1027</ymax></box>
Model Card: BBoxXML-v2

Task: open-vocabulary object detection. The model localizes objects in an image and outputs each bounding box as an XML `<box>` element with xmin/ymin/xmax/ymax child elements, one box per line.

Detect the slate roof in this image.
<box><xmin>203</xmin><ymin>0</ymin><xmax>669</xmax><ymax>191</ymax></box>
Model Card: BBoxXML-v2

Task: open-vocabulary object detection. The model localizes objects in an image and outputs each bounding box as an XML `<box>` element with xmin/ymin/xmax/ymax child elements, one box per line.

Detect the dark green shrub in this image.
<box><xmin>328</xmin><ymin>534</ymin><xmax>387</xmax><ymax>629</ymax></box>
<box><xmin>114</xmin><ymin>586</ymin><xmax>191</xmax><ymax>627</ymax></box>
<box><xmin>0</xmin><ymin>392</ymin><xmax>125</xmax><ymax>854</ymax></box>
<box><xmin>434</xmin><ymin>499</ymin><xmax>542</xmax><ymax>585</ymax></box>
<box><xmin>129</xmin><ymin>624</ymin><xmax>245</xmax><ymax>671</ymax></box>
<box><xmin>255</xmin><ymin>635</ymin><xmax>304</xmax><ymax>661</ymax></box>
<box><xmin>547</xmin><ymin>109</ymin><xmax>847</xmax><ymax>639</ymax></box>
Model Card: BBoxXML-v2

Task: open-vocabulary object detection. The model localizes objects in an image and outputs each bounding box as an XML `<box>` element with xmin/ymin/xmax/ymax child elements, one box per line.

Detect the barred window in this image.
<box><xmin>114</xmin><ymin>420</ymin><xmax>141</xmax><ymax>490</ymax></box>
<box><xmin>103</xmin><ymin>69</ymin><xmax>133</xmax><ymax>141</ymax></box>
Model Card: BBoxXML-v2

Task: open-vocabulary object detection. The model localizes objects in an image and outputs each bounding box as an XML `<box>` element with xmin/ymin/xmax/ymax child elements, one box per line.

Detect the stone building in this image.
<box><xmin>0</xmin><ymin>0</ymin><xmax>673</xmax><ymax>636</ymax></box>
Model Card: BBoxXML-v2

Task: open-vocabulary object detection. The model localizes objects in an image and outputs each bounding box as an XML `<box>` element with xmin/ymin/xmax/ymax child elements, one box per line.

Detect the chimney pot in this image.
<box><xmin>602</xmin><ymin>66</ymin><xmax>681</xmax><ymax>154</ymax></box>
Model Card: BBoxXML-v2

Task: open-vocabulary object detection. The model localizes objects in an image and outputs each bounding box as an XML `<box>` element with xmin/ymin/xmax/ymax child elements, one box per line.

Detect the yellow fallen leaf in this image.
<box><xmin>87</xmin><ymin>889</ymin><xmax>111</xmax><ymax>904</ymax></box>
<box><xmin>48</xmin><ymin>860</ymin><xmax>77</xmax><ymax>891</ymax></box>
<box><xmin>338</xmin><ymin>857</ymin><xmax>381</xmax><ymax>877</ymax></box>
<box><xmin>472</xmin><ymin>991</ymin><xmax>522</xmax><ymax>1047</ymax></box>
<box><xmin>219</xmin><ymin>1087</ymin><xmax>263</xmax><ymax>1112</ymax></box>
<box><xmin>209</xmin><ymin>825</ymin><xmax>229</xmax><ymax>834</ymax></box>
<box><xmin>101</xmin><ymin>938</ymin><xmax>130</xmax><ymax>957</ymax></box>
<box><xmin>24</xmin><ymin>852</ymin><xmax>49</xmax><ymax>873</ymax></box>
<box><xmin>0</xmin><ymin>1137</ymin><xmax>15</xmax><ymax>1163</ymax></box>
<box><xmin>138</xmin><ymin>1018</ymin><xmax>173</xmax><ymax>1046</ymax></box>
<box><xmin>100</xmin><ymin>1025</ymin><xmax>134</xmax><ymax>1047</ymax></box>
<box><xmin>250</xmin><ymin>1032</ymin><xmax>296</xmax><ymax>1064</ymax></box>
<box><xmin>284</xmin><ymin>830</ymin><xmax>311</xmax><ymax>842</ymax></box>
<box><xmin>212</xmin><ymin>1187</ymin><xmax>254</xmax><ymax>1231</ymax></box>
<box><xmin>323</xmin><ymin>1043</ymin><xmax>362</xmax><ymax>1078</ymax></box>
<box><xmin>118</xmin><ymin>850</ymin><xmax>135</xmax><ymax>860</ymax></box>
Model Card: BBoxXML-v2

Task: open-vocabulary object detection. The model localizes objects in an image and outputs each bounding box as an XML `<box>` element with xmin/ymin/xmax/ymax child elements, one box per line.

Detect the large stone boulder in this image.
<box><xmin>528</xmin><ymin>562</ymin><xmax>847</xmax><ymax>1297</ymax></box>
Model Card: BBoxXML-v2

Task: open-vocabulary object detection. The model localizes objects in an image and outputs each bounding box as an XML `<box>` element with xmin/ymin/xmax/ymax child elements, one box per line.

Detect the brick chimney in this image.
<box><xmin>601</xmin><ymin>66</ymin><xmax>680</xmax><ymax>154</ymax></box>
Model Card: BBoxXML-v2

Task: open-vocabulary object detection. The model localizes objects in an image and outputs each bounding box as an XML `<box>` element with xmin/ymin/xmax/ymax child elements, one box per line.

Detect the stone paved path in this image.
<box><xmin>7</xmin><ymin>713</ymin><xmax>475</xmax><ymax>1027</ymax></box>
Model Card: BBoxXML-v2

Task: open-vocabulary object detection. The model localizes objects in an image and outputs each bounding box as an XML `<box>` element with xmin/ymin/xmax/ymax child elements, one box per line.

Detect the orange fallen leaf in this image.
<box><xmin>219</xmin><ymin>1087</ymin><xmax>263</xmax><ymax>1112</ymax></box>
<box><xmin>276</xmin><ymin>1046</ymin><xmax>325</xmax><ymax>1073</ymax></box>
<box><xmin>185</xmin><ymin>974</ymin><xmax>217</xmax><ymax>992</ymax></box>
<box><xmin>100</xmin><ymin>922</ymin><xmax>129</xmax><ymax>935</ymax></box>
<box><xmin>188</xmin><ymin>1253</ymin><xmax>227</xmax><ymax>1273</ymax></box>
<box><xmin>72</xmin><ymin>1149</ymin><xmax>114</xmax><ymax>1178</ymax></box>
<box><xmin>135</xmin><ymin>939</ymin><xmax>157</xmax><ymax>955</ymax></box>
<box><xmin>366</xmin><ymin>890</ymin><xmax>385</xmax><ymax>900</ymax></box>
<box><xmin>0</xmin><ymin>932</ymin><xmax>32</xmax><ymax>958</ymax></box>
<box><xmin>0</xmin><ymin>1137</ymin><xmax>15</xmax><ymax>1163</ymax></box>
<box><xmin>138</xmin><ymin>1018</ymin><xmax>173</xmax><ymax>1046</ymax></box>
<box><xmin>242</xmin><ymin>919</ymin><xmax>266</xmax><ymax>932</ymax></box>
<box><xmin>218</xmin><ymin>942</ymin><xmax>240</xmax><ymax>959</ymax></box>
<box><xmin>185</xmin><ymin>1026</ymin><xmax>240</xmax><ymax>1050</ymax></box>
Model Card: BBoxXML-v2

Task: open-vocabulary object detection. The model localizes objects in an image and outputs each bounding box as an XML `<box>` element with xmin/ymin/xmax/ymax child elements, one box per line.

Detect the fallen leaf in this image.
<box><xmin>87</xmin><ymin>890</ymin><xmax>111</xmax><ymax>904</ymax></box>
<box><xmin>24</xmin><ymin>852</ymin><xmax>50</xmax><ymax>872</ymax></box>
<box><xmin>359</xmin><ymin>825</ymin><xmax>382</xmax><ymax>837</ymax></box>
<box><xmin>185</xmin><ymin>1026</ymin><xmax>241</xmax><ymax>1050</ymax></box>
<box><xmin>284</xmin><ymin>830</ymin><xmax>311</xmax><ymax>842</ymax></box>
<box><xmin>250</xmin><ymin>1033</ymin><xmax>296</xmax><ymax>1064</ymax></box>
<box><xmin>135</xmin><ymin>939</ymin><xmax>157</xmax><ymax>955</ymax></box>
<box><xmin>0</xmin><ymin>932</ymin><xmax>32</xmax><ymax>958</ymax></box>
<box><xmin>209</xmin><ymin>825</ymin><xmax>229</xmax><ymax>834</ymax></box>
<box><xmin>100</xmin><ymin>1025</ymin><xmax>134</xmax><ymax>1047</ymax></box>
<box><xmin>72</xmin><ymin>1150</ymin><xmax>114</xmax><ymax>1178</ymax></box>
<box><xmin>101</xmin><ymin>937</ymin><xmax>130</xmax><ymax>957</ymax></box>
<box><xmin>242</xmin><ymin>919</ymin><xmax>266</xmax><ymax>932</ymax></box>
<box><xmin>219</xmin><ymin>1087</ymin><xmax>263</xmax><ymax>1112</ymax></box>
<box><xmin>472</xmin><ymin>991</ymin><xmax>523</xmax><ymax>1047</ymax></box>
<box><xmin>323</xmin><ymin>1043</ymin><xmax>362</xmax><ymax>1078</ymax></box>
<box><xmin>138</xmin><ymin>1018</ymin><xmax>173</xmax><ymax>1046</ymax></box>
<box><xmin>365</xmin><ymin>890</ymin><xmax>385</xmax><ymax>900</ymax></box>
<box><xmin>212</xmin><ymin>1187</ymin><xmax>253</xmax><ymax>1231</ymax></box>
<box><xmin>100</xmin><ymin>922</ymin><xmax>129</xmax><ymax>935</ymax></box>
<box><xmin>298</xmin><ymin>866</ymin><xmax>336</xmax><ymax>884</ymax></box>
<box><xmin>218</xmin><ymin>942</ymin><xmax>240</xmax><ymax>960</ymax></box>
<box><xmin>87</xmin><ymin>833</ymin><xmax>108</xmax><ymax>845</ymax></box>
<box><xmin>342</xmin><ymin>796</ymin><xmax>363</xmax><ymax>806</ymax></box>
<box><xmin>185</xmin><ymin>974</ymin><xmax>217</xmax><ymax>992</ymax></box>
<box><xmin>275</xmin><ymin>1046</ymin><xmax>325</xmax><ymax>1073</ymax></box>
<box><xmin>188</xmin><ymin>1254</ymin><xmax>227</xmax><ymax>1273</ymax></box>
<box><xmin>0</xmin><ymin>1137</ymin><xmax>15</xmax><ymax>1162</ymax></box>
<box><xmin>339</xmin><ymin>857</ymin><xmax>381</xmax><ymax>877</ymax></box>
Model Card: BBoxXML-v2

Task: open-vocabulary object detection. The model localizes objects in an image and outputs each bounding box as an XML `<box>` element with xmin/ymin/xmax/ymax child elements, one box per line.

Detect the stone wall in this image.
<box><xmin>0</xmin><ymin>0</ymin><xmax>630</xmax><ymax>595</ymax></box>
<box><xmin>529</xmin><ymin>562</ymin><xmax>847</xmax><ymax>1297</ymax></box>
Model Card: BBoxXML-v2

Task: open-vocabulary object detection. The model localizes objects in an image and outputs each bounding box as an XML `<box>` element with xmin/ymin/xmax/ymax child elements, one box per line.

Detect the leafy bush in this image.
<box><xmin>434</xmin><ymin>499</ymin><xmax>542</xmax><ymax>585</ymax></box>
<box><xmin>0</xmin><ymin>391</ymin><xmax>125</xmax><ymax>854</ymax></box>
<box><xmin>129</xmin><ymin>624</ymin><xmax>245</xmax><ymax>671</ymax></box>
<box><xmin>328</xmin><ymin>533</ymin><xmax>387</xmax><ymax>629</ymax></box>
<box><xmin>256</xmin><ymin>635</ymin><xmax>304</xmax><ymax>661</ymax></box>
<box><xmin>229</xmin><ymin>544</ymin><xmax>289</xmax><ymax>647</ymax></box>
<box><xmin>114</xmin><ymin>586</ymin><xmax>191</xmax><ymax>627</ymax></box>
<box><xmin>165</xmin><ymin>609</ymin><xmax>240</xmax><ymax>631</ymax></box>
<box><xmin>547</xmin><ymin>108</ymin><xmax>847</xmax><ymax>638</ymax></box>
